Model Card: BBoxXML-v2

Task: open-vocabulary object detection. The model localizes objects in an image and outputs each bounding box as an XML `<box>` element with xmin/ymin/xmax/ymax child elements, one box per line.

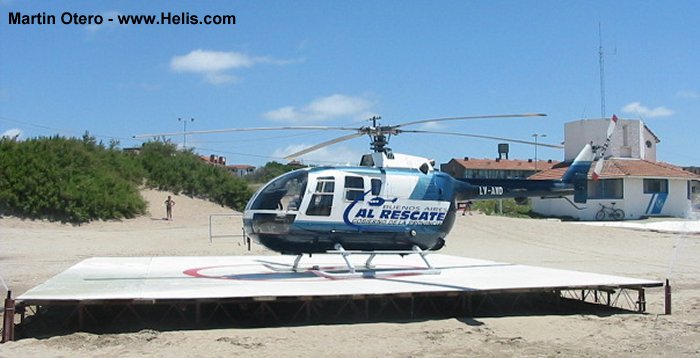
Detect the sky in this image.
<box><xmin>1</xmin><ymin>1</ymin><xmax>699</xmax><ymax>167</ymax></box>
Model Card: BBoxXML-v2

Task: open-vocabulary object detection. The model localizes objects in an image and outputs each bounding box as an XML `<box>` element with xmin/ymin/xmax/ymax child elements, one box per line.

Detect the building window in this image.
<box><xmin>307</xmin><ymin>176</ymin><xmax>335</xmax><ymax>216</ymax></box>
<box><xmin>643</xmin><ymin>179</ymin><xmax>668</xmax><ymax>194</ymax></box>
<box><xmin>588</xmin><ymin>179</ymin><xmax>623</xmax><ymax>199</ymax></box>
<box><xmin>344</xmin><ymin>176</ymin><xmax>365</xmax><ymax>201</ymax></box>
<box><xmin>689</xmin><ymin>181</ymin><xmax>692</xmax><ymax>200</ymax></box>
<box><xmin>688</xmin><ymin>180</ymin><xmax>699</xmax><ymax>200</ymax></box>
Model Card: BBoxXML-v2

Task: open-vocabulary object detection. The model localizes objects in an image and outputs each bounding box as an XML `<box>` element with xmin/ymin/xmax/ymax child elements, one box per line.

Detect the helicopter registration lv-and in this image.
<box><xmin>136</xmin><ymin>113</ymin><xmax>617</xmax><ymax>274</ymax></box>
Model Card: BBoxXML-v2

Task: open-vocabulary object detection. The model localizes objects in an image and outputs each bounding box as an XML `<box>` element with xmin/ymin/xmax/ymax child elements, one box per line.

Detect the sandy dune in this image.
<box><xmin>1</xmin><ymin>190</ymin><xmax>699</xmax><ymax>357</ymax></box>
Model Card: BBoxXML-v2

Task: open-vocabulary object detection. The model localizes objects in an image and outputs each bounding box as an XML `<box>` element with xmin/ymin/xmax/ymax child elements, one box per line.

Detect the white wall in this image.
<box><xmin>642</xmin><ymin>127</ymin><xmax>657</xmax><ymax>162</ymax></box>
<box><xmin>532</xmin><ymin>177</ymin><xmax>693</xmax><ymax>220</ymax></box>
<box><xmin>622</xmin><ymin>178</ymin><xmax>690</xmax><ymax>218</ymax></box>
<box><xmin>619</xmin><ymin>121</ymin><xmax>643</xmax><ymax>159</ymax></box>
<box><xmin>565</xmin><ymin>119</ymin><xmax>610</xmax><ymax>161</ymax></box>
<box><xmin>564</xmin><ymin>119</ymin><xmax>654</xmax><ymax>161</ymax></box>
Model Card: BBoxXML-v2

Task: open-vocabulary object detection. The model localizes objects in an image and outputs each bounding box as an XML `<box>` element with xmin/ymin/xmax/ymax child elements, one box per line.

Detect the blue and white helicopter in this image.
<box><xmin>137</xmin><ymin>114</ymin><xmax>616</xmax><ymax>276</ymax></box>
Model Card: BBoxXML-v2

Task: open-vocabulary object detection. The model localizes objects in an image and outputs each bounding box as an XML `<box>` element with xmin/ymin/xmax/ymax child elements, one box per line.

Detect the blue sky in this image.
<box><xmin>1</xmin><ymin>1</ymin><xmax>698</xmax><ymax>167</ymax></box>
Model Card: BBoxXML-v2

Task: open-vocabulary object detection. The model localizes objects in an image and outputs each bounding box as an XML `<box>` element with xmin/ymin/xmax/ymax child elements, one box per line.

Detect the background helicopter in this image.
<box><xmin>135</xmin><ymin>114</ymin><xmax>616</xmax><ymax>273</ymax></box>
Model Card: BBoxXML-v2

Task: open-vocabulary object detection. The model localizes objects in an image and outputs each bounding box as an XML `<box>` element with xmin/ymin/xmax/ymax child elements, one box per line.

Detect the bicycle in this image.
<box><xmin>595</xmin><ymin>202</ymin><xmax>625</xmax><ymax>221</ymax></box>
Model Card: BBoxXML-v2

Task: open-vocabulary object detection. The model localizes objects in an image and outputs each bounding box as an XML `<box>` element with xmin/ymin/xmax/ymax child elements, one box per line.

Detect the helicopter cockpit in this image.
<box><xmin>244</xmin><ymin>169</ymin><xmax>309</xmax><ymax>237</ymax></box>
<box><xmin>247</xmin><ymin>169</ymin><xmax>308</xmax><ymax>212</ymax></box>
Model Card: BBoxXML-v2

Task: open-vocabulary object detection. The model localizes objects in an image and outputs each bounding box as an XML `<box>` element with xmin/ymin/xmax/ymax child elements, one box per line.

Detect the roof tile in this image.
<box><xmin>529</xmin><ymin>158</ymin><xmax>700</xmax><ymax>180</ymax></box>
<box><xmin>450</xmin><ymin>158</ymin><xmax>559</xmax><ymax>171</ymax></box>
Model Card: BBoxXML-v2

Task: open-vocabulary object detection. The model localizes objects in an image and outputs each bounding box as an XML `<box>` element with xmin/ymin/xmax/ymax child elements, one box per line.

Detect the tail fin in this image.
<box><xmin>562</xmin><ymin>143</ymin><xmax>593</xmax><ymax>203</ymax></box>
<box><xmin>562</xmin><ymin>143</ymin><xmax>594</xmax><ymax>183</ymax></box>
<box><xmin>561</xmin><ymin>114</ymin><xmax>618</xmax><ymax>203</ymax></box>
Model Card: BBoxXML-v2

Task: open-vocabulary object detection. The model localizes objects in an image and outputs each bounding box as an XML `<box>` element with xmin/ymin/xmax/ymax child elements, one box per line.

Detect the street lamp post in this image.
<box><xmin>531</xmin><ymin>133</ymin><xmax>547</xmax><ymax>170</ymax></box>
<box><xmin>179</xmin><ymin>117</ymin><xmax>195</xmax><ymax>149</ymax></box>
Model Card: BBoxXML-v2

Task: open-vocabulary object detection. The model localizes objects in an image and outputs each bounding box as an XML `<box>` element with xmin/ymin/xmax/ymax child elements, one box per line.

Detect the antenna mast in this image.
<box><xmin>598</xmin><ymin>22</ymin><xmax>606</xmax><ymax>119</ymax></box>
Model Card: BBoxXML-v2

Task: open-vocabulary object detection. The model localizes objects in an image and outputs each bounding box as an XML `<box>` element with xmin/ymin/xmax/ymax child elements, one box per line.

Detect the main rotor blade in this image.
<box><xmin>284</xmin><ymin>132</ymin><xmax>365</xmax><ymax>160</ymax></box>
<box><xmin>133</xmin><ymin>126</ymin><xmax>360</xmax><ymax>139</ymax></box>
<box><xmin>400</xmin><ymin>130</ymin><xmax>564</xmax><ymax>148</ymax></box>
<box><xmin>395</xmin><ymin>113</ymin><xmax>546</xmax><ymax>128</ymax></box>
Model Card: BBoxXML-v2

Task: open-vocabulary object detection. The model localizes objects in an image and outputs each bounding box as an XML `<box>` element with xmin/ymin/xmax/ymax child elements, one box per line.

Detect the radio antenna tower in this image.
<box><xmin>598</xmin><ymin>22</ymin><xmax>606</xmax><ymax>119</ymax></box>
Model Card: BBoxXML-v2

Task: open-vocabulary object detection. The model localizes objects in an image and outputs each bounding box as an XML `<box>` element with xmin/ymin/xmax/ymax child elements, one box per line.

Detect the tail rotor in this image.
<box><xmin>592</xmin><ymin>114</ymin><xmax>618</xmax><ymax>180</ymax></box>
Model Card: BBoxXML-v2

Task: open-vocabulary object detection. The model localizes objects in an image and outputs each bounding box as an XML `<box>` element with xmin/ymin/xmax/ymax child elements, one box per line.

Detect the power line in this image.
<box><xmin>0</xmin><ymin>115</ymin><xmax>134</xmax><ymax>143</ymax></box>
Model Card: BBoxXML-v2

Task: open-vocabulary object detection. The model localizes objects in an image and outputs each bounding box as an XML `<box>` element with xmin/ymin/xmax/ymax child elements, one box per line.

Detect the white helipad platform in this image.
<box><xmin>18</xmin><ymin>254</ymin><xmax>662</xmax><ymax>302</ymax></box>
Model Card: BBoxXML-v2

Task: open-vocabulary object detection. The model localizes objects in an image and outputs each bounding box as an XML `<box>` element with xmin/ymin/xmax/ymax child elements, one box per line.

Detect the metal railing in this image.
<box><xmin>208</xmin><ymin>213</ymin><xmax>244</xmax><ymax>243</ymax></box>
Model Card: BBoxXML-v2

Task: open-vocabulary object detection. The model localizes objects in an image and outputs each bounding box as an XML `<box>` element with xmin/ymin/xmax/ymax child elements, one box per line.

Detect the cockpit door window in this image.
<box><xmin>307</xmin><ymin>176</ymin><xmax>335</xmax><ymax>216</ymax></box>
<box><xmin>247</xmin><ymin>170</ymin><xmax>308</xmax><ymax>211</ymax></box>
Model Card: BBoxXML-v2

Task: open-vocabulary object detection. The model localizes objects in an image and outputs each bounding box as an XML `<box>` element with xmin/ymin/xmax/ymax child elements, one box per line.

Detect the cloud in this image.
<box><xmin>271</xmin><ymin>143</ymin><xmax>363</xmax><ymax>166</ymax></box>
<box><xmin>621</xmin><ymin>102</ymin><xmax>674</xmax><ymax>118</ymax></box>
<box><xmin>171</xmin><ymin>50</ymin><xmax>254</xmax><ymax>72</ymax></box>
<box><xmin>264</xmin><ymin>94</ymin><xmax>374</xmax><ymax>123</ymax></box>
<box><xmin>677</xmin><ymin>90</ymin><xmax>700</xmax><ymax>100</ymax></box>
<box><xmin>170</xmin><ymin>49</ymin><xmax>298</xmax><ymax>85</ymax></box>
<box><xmin>2</xmin><ymin>128</ymin><xmax>22</xmax><ymax>139</ymax></box>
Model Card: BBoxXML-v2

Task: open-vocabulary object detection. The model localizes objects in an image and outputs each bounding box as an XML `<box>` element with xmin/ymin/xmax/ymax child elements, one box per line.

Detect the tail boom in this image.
<box><xmin>453</xmin><ymin>144</ymin><xmax>595</xmax><ymax>203</ymax></box>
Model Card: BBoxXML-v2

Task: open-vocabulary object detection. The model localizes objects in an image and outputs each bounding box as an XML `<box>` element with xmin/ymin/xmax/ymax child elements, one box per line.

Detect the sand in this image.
<box><xmin>1</xmin><ymin>189</ymin><xmax>699</xmax><ymax>357</ymax></box>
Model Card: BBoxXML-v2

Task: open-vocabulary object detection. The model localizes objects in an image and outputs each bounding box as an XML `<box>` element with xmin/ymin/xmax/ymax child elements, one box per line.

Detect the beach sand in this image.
<box><xmin>1</xmin><ymin>189</ymin><xmax>699</xmax><ymax>357</ymax></box>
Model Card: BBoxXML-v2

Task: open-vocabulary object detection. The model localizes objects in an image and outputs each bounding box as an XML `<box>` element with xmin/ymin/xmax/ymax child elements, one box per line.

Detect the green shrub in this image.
<box><xmin>472</xmin><ymin>198</ymin><xmax>534</xmax><ymax>218</ymax></box>
<box><xmin>0</xmin><ymin>136</ymin><xmax>252</xmax><ymax>223</ymax></box>
<box><xmin>137</xmin><ymin>141</ymin><xmax>251</xmax><ymax>210</ymax></box>
<box><xmin>0</xmin><ymin>136</ymin><xmax>146</xmax><ymax>222</ymax></box>
<box><xmin>245</xmin><ymin>161</ymin><xmax>298</xmax><ymax>183</ymax></box>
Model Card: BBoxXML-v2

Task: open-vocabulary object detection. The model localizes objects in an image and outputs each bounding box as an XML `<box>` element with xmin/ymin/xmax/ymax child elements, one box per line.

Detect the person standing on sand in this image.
<box><xmin>462</xmin><ymin>200</ymin><xmax>473</xmax><ymax>216</ymax></box>
<box><xmin>164</xmin><ymin>195</ymin><xmax>175</xmax><ymax>220</ymax></box>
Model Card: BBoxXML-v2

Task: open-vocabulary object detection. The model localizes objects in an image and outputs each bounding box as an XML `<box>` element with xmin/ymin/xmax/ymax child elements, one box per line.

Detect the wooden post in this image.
<box><xmin>2</xmin><ymin>291</ymin><xmax>15</xmax><ymax>343</ymax></box>
<box><xmin>665</xmin><ymin>279</ymin><xmax>672</xmax><ymax>315</ymax></box>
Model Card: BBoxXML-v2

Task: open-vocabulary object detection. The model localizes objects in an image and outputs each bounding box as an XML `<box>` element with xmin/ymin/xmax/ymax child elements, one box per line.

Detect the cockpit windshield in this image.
<box><xmin>247</xmin><ymin>169</ymin><xmax>308</xmax><ymax>211</ymax></box>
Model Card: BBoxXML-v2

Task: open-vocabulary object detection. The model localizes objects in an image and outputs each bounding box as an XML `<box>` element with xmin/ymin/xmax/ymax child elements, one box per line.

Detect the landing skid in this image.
<box><xmin>281</xmin><ymin>244</ymin><xmax>441</xmax><ymax>279</ymax></box>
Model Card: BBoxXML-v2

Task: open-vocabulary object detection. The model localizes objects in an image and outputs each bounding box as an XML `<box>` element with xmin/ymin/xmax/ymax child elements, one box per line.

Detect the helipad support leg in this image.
<box><xmin>637</xmin><ymin>289</ymin><xmax>646</xmax><ymax>313</ymax></box>
<box><xmin>78</xmin><ymin>305</ymin><xmax>84</xmax><ymax>330</ymax></box>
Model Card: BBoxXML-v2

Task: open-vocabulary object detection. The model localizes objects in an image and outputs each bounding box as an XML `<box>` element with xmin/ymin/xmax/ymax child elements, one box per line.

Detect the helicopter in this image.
<box><xmin>135</xmin><ymin>113</ymin><xmax>617</xmax><ymax>275</ymax></box>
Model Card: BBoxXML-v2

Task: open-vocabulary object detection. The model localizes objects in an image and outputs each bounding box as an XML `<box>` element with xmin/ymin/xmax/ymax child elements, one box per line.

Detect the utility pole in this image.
<box><xmin>599</xmin><ymin>22</ymin><xmax>606</xmax><ymax>120</ymax></box>
<box><xmin>178</xmin><ymin>117</ymin><xmax>194</xmax><ymax>149</ymax></box>
<box><xmin>531</xmin><ymin>133</ymin><xmax>546</xmax><ymax>170</ymax></box>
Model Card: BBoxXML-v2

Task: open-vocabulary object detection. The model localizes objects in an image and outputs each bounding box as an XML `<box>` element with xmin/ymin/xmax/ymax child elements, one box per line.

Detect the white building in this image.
<box><xmin>226</xmin><ymin>164</ymin><xmax>256</xmax><ymax>177</ymax></box>
<box><xmin>531</xmin><ymin>119</ymin><xmax>699</xmax><ymax>220</ymax></box>
<box><xmin>564</xmin><ymin>119</ymin><xmax>660</xmax><ymax>161</ymax></box>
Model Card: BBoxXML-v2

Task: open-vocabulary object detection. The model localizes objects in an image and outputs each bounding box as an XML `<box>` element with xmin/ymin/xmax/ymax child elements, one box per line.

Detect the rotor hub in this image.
<box><xmin>365</xmin><ymin>116</ymin><xmax>400</xmax><ymax>154</ymax></box>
